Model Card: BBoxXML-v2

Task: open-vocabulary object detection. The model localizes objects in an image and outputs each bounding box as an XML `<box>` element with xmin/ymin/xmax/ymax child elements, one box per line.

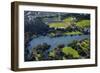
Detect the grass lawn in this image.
<box><xmin>62</xmin><ymin>47</ymin><xmax>79</xmax><ymax>58</ymax></box>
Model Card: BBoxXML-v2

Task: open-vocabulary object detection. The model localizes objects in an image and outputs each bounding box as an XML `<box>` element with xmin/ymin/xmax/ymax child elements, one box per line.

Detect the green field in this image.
<box><xmin>63</xmin><ymin>17</ymin><xmax>74</xmax><ymax>23</ymax></box>
<box><xmin>49</xmin><ymin>16</ymin><xmax>90</xmax><ymax>29</ymax></box>
<box><xmin>76</xmin><ymin>20</ymin><xmax>90</xmax><ymax>28</ymax></box>
<box><xmin>62</xmin><ymin>47</ymin><xmax>80</xmax><ymax>58</ymax></box>
<box><xmin>49</xmin><ymin>22</ymin><xmax>65</xmax><ymax>28</ymax></box>
<box><xmin>49</xmin><ymin>17</ymin><xmax>74</xmax><ymax>28</ymax></box>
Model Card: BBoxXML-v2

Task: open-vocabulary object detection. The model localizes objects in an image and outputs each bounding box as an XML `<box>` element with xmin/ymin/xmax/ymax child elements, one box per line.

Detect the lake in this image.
<box><xmin>26</xmin><ymin>35</ymin><xmax>90</xmax><ymax>56</ymax></box>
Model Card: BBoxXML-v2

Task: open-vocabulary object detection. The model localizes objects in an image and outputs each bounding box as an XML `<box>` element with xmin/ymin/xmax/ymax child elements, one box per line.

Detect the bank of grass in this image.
<box><xmin>63</xmin><ymin>31</ymin><xmax>83</xmax><ymax>35</ymax></box>
<box><xmin>49</xmin><ymin>22</ymin><xmax>65</xmax><ymax>28</ymax></box>
<box><xmin>48</xmin><ymin>31</ymin><xmax>83</xmax><ymax>37</ymax></box>
<box><xmin>62</xmin><ymin>47</ymin><xmax>80</xmax><ymax>58</ymax></box>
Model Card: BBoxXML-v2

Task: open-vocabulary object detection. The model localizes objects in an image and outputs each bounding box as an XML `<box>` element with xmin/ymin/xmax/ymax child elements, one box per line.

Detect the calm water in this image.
<box><xmin>27</xmin><ymin>35</ymin><xmax>89</xmax><ymax>55</ymax></box>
